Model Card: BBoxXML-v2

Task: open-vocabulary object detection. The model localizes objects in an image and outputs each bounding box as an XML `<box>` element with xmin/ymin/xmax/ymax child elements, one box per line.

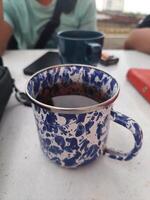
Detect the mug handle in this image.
<box><xmin>104</xmin><ymin>110</ymin><xmax>143</xmax><ymax>161</ymax></box>
<box><xmin>85</xmin><ymin>42</ymin><xmax>102</xmax><ymax>64</ymax></box>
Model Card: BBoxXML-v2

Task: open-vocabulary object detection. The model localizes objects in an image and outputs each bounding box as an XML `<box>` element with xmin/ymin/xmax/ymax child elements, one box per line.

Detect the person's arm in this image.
<box><xmin>0</xmin><ymin>0</ymin><xmax>13</xmax><ymax>55</ymax></box>
<box><xmin>124</xmin><ymin>28</ymin><xmax>150</xmax><ymax>54</ymax></box>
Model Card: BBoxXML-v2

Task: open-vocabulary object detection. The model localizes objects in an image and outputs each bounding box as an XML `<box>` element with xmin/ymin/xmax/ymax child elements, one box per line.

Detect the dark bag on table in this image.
<box><xmin>0</xmin><ymin>57</ymin><xmax>31</xmax><ymax>121</ymax></box>
<box><xmin>0</xmin><ymin>57</ymin><xmax>14</xmax><ymax>120</ymax></box>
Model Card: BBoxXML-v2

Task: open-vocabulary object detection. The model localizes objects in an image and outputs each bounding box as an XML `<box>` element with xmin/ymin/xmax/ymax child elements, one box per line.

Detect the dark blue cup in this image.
<box><xmin>57</xmin><ymin>30</ymin><xmax>104</xmax><ymax>65</ymax></box>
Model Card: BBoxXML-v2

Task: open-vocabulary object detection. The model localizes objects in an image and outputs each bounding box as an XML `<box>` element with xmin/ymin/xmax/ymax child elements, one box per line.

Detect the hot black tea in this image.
<box><xmin>36</xmin><ymin>82</ymin><xmax>106</xmax><ymax>108</ymax></box>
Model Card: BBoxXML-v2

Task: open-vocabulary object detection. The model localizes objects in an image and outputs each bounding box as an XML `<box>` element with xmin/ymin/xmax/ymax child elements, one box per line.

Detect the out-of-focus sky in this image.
<box><xmin>96</xmin><ymin>0</ymin><xmax>149</xmax><ymax>14</ymax></box>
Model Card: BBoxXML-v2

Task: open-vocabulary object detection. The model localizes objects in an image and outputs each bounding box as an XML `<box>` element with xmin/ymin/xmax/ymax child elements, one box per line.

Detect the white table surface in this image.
<box><xmin>0</xmin><ymin>50</ymin><xmax>150</xmax><ymax>200</ymax></box>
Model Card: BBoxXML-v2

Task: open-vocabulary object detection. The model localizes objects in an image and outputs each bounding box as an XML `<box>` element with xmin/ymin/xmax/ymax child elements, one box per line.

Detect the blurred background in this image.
<box><xmin>95</xmin><ymin>0</ymin><xmax>148</xmax><ymax>49</ymax></box>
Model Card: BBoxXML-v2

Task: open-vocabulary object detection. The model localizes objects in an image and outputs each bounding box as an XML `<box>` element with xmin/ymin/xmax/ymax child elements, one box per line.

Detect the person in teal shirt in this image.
<box><xmin>0</xmin><ymin>0</ymin><xmax>96</xmax><ymax>54</ymax></box>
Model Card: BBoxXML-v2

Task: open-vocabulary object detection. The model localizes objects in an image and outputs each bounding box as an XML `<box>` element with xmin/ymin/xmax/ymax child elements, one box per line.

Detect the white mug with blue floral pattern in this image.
<box><xmin>26</xmin><ymin>64</ymin><xmax>143</xmax><ymax>168</ymax></box>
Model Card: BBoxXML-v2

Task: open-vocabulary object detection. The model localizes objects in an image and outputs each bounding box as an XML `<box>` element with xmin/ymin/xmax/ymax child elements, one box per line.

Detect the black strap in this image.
<box><xmin>7</xmin><ymin>35</ymin><xmax>18</xmax><ymax>50</ymax></box>
<box><xmin>61</xmin><ymin>0</ymin><xmax>77</xmax><ymax>14</ymax></box>
<box><xmin>35</xmin><ymin>0</ymin><xmax>77</xmax><ymax>49</ymax></box>
<box><xmin>0</xmin><ymin>57</ymin><xmax>3</xmax><ymax>66</ymax></box>
<box><xmin>13</xmin><ymin>83</ymin><xmax>31</xmax><ymax>107</ymax></box>
<box><xmin>7</xmin><ymin>0</ymin><xmax>77</xmax><ymax>50</ymax></box>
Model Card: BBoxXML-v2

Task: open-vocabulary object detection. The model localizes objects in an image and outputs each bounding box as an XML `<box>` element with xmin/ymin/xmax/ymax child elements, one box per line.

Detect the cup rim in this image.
<box><xmin>26</xmin><ymin>64</ymin><xmax>120</xmax><ymax>114</ymax></box>
<box><xmin>57</xmin><ymin>30</ymin><xmax>104</xmax><ymax>41</ymax></box>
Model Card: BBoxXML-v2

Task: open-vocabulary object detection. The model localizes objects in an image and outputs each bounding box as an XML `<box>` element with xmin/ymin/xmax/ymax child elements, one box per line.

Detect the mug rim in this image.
<box><xmin>57</xmin><ymin>30</ymin><xmax>104</xmax><ymax>41</ymax></box>
<box><xmin>26</xmin><ymin>64</ymin><xmax>120</xmax><ymax>114</ymax></box>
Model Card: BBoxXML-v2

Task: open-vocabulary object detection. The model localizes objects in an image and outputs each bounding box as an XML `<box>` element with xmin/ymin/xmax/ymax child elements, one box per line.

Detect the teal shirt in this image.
<box><xmin>3</xmin><ymin>0</ymin><xmax>96</xmax><ymax>49</ymax></box>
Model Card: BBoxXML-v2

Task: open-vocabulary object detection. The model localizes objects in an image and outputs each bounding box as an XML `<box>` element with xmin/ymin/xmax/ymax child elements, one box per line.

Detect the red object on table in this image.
<box><xmin>127</xmin><ymin>68</ymin><xmax>150</xmax><ymax>103</ymax></box>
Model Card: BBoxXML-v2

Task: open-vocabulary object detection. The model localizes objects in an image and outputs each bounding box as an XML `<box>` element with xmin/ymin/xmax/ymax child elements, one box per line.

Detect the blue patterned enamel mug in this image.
<box><xmin>26</xmin><ymin>64</ymin><xmax>143</xmax><ymax>168</ymax></box>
